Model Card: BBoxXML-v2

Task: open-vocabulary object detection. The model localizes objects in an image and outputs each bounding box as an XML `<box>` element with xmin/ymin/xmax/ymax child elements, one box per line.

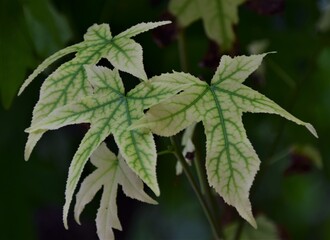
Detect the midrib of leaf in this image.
<box><xmin>39</xmin><ymin>42</ymin><xmax>110</xmax><ymax>115</ymax></box>
<box><xmin>91</xmin><ymin>70</ymin><xmax>123</xmax><ymax>96</ymax></box>
<box><xmin>83</xmin><ymin>163</ymin><xmax>118</xmax><ymax>204</ymax></box>
<box><xmin>215</xmin><ymin>86</ymin><xmax>277</xmax><ymax>110</ymax></box>
<box><xmin>68</xmin><ymin>100</ymin><xmax>123</xmax><ymax>187</ymax></box>
<box><xmin>39</xmin><ymin>42</ymin><xmax>111</xmax><ymax>91</ymax></box>
<box><xmin>110</xmin><ymin>39</ymin><xmax>137</xmax><ymax>72</ymax></box>
<box><xmin>128</xmin><ymin>88</ymin><xmax>184</xmax><ymax>103</ymax></box>
<box><xmin>215</xmin><ymin>0</ymin><xmax>229</xmax><ymax>49</ymax></box>
<box><xmin>39</xmin><ymin>97</ymin><xmax>120</xmax><ymax>127</ymax></box>
<box><xmin>90</xmin><ymin>27</ymin><xmax>109</xmax><ymax>41</ymax></box>
<box><xmin>96</xmin><ymin>163</ymin><xmax>118</xmax><ymax>186</ymax></box>
<box><xmin>123</xmin><ymin>98</ymin><xmax>150</xmax><ymax>182</ymax></box>
<box><xmin>102</xmin><ymin>169</ymin><xmax>118</xmax><ymax>232</ymax></box>
<box><xmin>157</xmin><ymin>85</ymin><xmax>208</xmax><ymax>122</ymax></box>
<box><xmin>176</xmin><ymin>0</ymin><xmax>193</xmax><ymax>17</ymax></box>
<box><xmin>213</xmin><ymin>58</ymin><xmax>254</xmax><ymax>85</ymax></box>
<box><xmin>209</xmin><ymin>86</ymin><xmax>239</xmax><ymax>193</ymax></box>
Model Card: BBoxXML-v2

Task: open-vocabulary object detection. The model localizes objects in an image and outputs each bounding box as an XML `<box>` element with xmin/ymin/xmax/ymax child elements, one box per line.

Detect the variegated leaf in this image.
<box><xmin>131</xmin><ymin>53</ymin><xmax>317</xmax><ymax>227</ymax></box>
<box><xmin>26</xmin><ymin>66</ymin><xmax>194</xmax><ymax>227</ymax></box>
<box><xmin>75</xmin><ymin>143</ymin><xmax>156</xmax><ymax>240</ymax></box>
<box><xmin>20</xmin><ymin>21</ymin><xmax>170</xmax><ymax>160</ymax></box>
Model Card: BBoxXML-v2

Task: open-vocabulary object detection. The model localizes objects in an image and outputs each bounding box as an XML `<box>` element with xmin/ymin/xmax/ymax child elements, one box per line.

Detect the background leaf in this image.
<box><xmin>169</xmin><ymin>0</ymin><xmax>246</xmax><ymax>50</ymax></box>
<box><xmin>224</xmin><ymin>215</ymin><xmax>279</xmax><ymax>240</ymax></box>
<box><xmin>0</xmin><ymin>0</ymin><xmax>72</xmax><ymax>109</ymax></box>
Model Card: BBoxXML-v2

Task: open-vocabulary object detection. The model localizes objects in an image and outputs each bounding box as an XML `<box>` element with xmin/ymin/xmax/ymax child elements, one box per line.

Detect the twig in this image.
<box><xmin>170</xmin><ymin>136</ymin><xmax>224</xmax><ymax>240</ymax></box>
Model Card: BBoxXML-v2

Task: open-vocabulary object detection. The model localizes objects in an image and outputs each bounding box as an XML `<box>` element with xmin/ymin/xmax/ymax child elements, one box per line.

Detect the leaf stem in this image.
<box><xmin>267</xmin><ymin>60</ymin><xmax>296</xmax><ymax>89</ymax></box>
<box><xmin>157</xmin><ymin>150</ymin><xmax>174</xmax><ymax>156</ymax></box>
<box><xmin>170</xmin><ymin>136</ymin><xmax>224</xmax><ymax>240</ymax></box>
<box><xmin>233</xmin><ymin>218</ymin><xmax>245</xmax><ymax>240</ymax></box>
<box><xmin>193</xmin><ymin>147</ymin><xmax>207</xmax><ymax>195</ymax></box>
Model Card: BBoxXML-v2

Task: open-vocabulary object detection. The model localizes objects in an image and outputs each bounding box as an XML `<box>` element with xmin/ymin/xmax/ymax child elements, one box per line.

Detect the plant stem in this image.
<box><xmin>170</xmin><ymin>136</ymin><xmax>224</xmax><ymax>240</ymax></box>
<box><xmin>178</xmin><ymin>30</ymin><xmax>189</xmax><ymax>72</ymax></box>
<box><xmin>195</xmin><ymin>149</ymin><xmax>224</xmax><ymax>238</ymax></box>
<box><xmin>267</xmin><ymin>60</ymin><xmax>296</xmax><ymax>89</ymax></box>
<box><xmin>233</xmin><ymin>219</ymin><xmax>245</xmax><ymax>240</ymax></box>
<box><xmin>193</xmin><ymin>147</ymin><xmax>208</xmax><ymax>195</ymax></box>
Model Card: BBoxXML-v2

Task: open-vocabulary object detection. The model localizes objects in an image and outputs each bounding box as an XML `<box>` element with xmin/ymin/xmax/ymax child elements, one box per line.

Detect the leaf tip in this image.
<box><xmin>265</xmin><ymin>51</ymin><xmax>277</xmax><ymax>55</ymax></box>
<box><xmin>159</xmin><ymin>20</ymin><xmax>172</xmax><ymax>26</ymax></box>
<box><xmin>63</xmin><ymin>202</ymin><xmax>70</xmax><ymax>230</ymax></box>
<box><xmin>150</xmin><ymin>199</ymin><xmax>159</xmax><ymax>205</ymax></box>
<box><xmin>17</xmin><ymin>88</ymin><xmax>24</xmax><ymax>96</ymax></box>
<box><xmin>238</xmin><ymin>202</ymin><xmax>258</xmax><ymax>229</ymax></box>
<box><xmin>63</xmin><ymin>217</ymin><xmax>69</xmax><ymax>230</ymax></box>
<box><xmin>250</xmin><ymin>218</ymin><xmax>258</xmax><ymax>229</ymax></box>
<box><xmin>18</xmin><ymin>80</ymin><xmax>30</xmax><ymax>96</ymax></box>
<box><xmin>153</xmin><ymin>187</ymin><xmax>160</xmax><ymax>197</ymax></box>
<box><xmin>306</xmin><ymin>123</ymin><xmax>318</xmax><ymax>138</ymax></box>
<box><xmin>74</xmin><ymin>213</ymin><xmax>82</xmax><ymax>226</ymax></box>
<box><xmin>147</xmin><ymin>180</ymin><xmax>160</xmax><ymax>197</ymax></box>
<box><xmin>25</xmin><ymin>126</ymin><xmax>39</xmax><ymax>133</ymax></box>
<box><xmin>24</xmin><ymin>149</ymin><xmax>31</xmax><ymax>161</ymax></box>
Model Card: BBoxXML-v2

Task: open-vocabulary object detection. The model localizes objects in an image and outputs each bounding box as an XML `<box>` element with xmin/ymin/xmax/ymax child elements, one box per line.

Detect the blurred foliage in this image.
<box><xmin>1</xmin><ymin>0</ymin><xmax>330</xmax><ymax>239</ymax></box>
<box><xmin>0</xmin><ymin>0</ymin><xmax>72</xmax><ymax>109</ymax></box>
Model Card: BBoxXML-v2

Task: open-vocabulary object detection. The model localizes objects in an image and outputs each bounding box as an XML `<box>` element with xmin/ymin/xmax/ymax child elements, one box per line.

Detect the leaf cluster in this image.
<box><xmin>18</xmin><ymin>17</ymin><xmax>318</xmax><ymax>240</ymax></box>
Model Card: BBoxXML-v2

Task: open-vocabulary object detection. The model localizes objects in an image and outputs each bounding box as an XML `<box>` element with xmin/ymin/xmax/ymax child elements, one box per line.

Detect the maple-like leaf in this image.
<box><xmin>26</xmin><ymin>66</ymin><xmax>194</xmax><ymax>227</ymax></box>
<box><xmin>19</xmin><ymin>21</ymin><xmax>170</xmax><ymax>160</ymax></box>
<box><xmin>169</xmin><ymin>0</ymin><xmax>245</xmax><ymax>50</ymax></box>
<box><xmin>75</xmin><ymin>143</ymin><xmax>156</xmax><ymax>240</ymax></box>
<box><xmin>131</xmin><ymin>53</ymin><xmax>317</xmax><ymax>227</ymax></box>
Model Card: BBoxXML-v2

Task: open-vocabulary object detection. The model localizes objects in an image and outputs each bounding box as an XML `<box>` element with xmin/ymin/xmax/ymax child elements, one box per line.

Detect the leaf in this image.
<box><xmin>169</xmin><ymin>0</ymin><xmax>200</xmax><ymax>27</ymax></box>
<box><xmin>26</xmin><ymin>67</ymin><xmax>194</xmax><ymax>227</ymax></box>
<box><xmin>169</xmin><ymin>0</ymin><xmax>246</xmax><ymax>50</ymax></box>
<box><xmin>131</xmin><ymin>53</ymin><xmax>317</xmax><ymax>227</ymax></box>
<box><xmin>75</xmin><ymin>143</ymin><xmax>156</xmax><ymax>240</ymax></box>
<box><xmin>224</xmin><ymin>215</ymin><xmax>279</xmax><ymax>240</ymax></box>
<box><xmin>0</xmin><ymin>0</ymin><xmax>34</xmax><ymax>109</ymax></box>
<box><xmin>22</xmin><ymin>0</ymin><xmax>73</xmax><ymax>57</ymax></box>
<box><xmin>0</xmin><ymin>0</ymin><xmax>72</xmax><ymax>109</ymax></box>
<box><xmin>317</xmin><ymin>4</ymin><xmax>330</xmax><ymax>32</ymax></box>
<box><xmin>19</xmin><ymin>21</ymin><xmax>170</xmax><ymax>160</ymax></box>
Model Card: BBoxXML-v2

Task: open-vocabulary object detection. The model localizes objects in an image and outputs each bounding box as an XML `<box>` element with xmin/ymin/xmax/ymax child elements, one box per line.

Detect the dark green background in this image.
<box><xmin>1</xmin><ymin>0</ymin><xmax>329</xmax><ymax>239</ymax></box>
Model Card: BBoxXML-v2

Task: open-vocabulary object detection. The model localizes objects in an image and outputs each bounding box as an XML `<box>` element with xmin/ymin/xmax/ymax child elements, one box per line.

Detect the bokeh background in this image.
<box><xmin>1</xmin><ymin>0</ymin><xmax>330</xmax><ymax>239</ymax></box>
